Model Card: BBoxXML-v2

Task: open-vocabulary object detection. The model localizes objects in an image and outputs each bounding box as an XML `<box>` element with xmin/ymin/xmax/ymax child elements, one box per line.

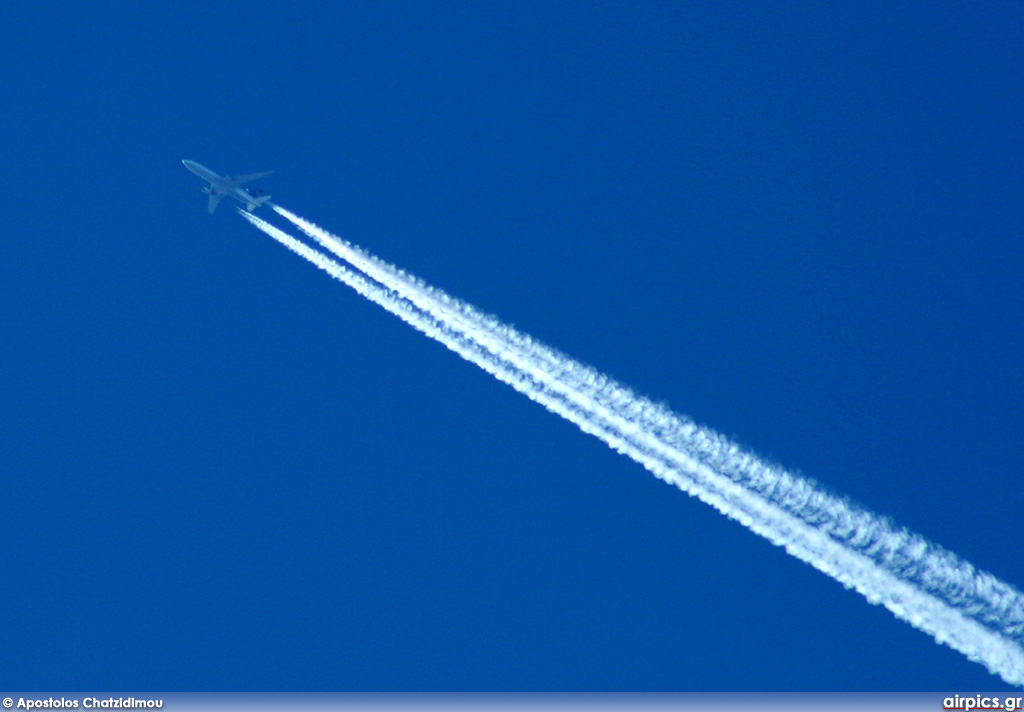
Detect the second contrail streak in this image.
<box><xmin>239</xmin><ymin>206</ymin><xmax>1024</xmax><ymax>685</ymax></box>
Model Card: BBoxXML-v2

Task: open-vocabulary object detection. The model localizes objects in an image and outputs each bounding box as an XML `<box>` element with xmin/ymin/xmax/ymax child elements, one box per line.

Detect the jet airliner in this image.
<box><xmin>182</xmin><ymin>160</ymin><xmax>273</xmax><ymax>213</ymax></box>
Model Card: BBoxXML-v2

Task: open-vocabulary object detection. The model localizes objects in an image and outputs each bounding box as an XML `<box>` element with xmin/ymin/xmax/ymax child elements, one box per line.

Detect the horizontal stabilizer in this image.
<box><xmin>245</xmin><ymin>194</ymin><xmax>272</xmax><ymax>211</ymax></box>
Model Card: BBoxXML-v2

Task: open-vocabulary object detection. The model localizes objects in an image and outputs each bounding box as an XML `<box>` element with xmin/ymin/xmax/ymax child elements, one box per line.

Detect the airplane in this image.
<box><xmin>182</xmin><ymin>159</ymin><xmax>273</xmax><ymax>213</ymax></box>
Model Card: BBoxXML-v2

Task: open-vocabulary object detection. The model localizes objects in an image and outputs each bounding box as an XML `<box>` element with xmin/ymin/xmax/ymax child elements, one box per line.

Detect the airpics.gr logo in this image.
<box><xmin>943</xmin><ymin>695</ymin><xmax>1024</xmax><ymax>711</ymax></box>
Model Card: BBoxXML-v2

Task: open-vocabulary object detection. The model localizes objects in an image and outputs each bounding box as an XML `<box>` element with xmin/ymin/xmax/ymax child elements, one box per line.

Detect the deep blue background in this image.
<box><xmin>2</xmin><ymin>2</ymin><xmax>1021</xmax><ymax>691</ymax></box>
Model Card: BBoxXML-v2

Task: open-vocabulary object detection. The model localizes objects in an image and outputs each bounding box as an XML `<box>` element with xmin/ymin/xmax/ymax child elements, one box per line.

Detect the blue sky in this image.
<box><xmin>2</xmin><ymin>2</ymin><xmax>1022</xmax><ymax>691</ymax></box>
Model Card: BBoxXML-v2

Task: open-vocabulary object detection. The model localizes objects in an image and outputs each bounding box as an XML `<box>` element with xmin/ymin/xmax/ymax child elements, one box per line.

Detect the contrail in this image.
<box><xmin>237</xmin><ymin>210</ymin><xmax>608</xmax><ymax>422</ymax></box>
<box><xmin>241</xmin><ymin>206</ymin><xmax>1024</xmax><ymax>685</ymax></box>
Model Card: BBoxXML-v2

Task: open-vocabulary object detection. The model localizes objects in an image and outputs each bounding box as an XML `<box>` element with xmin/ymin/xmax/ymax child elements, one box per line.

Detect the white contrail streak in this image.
<box><xmin>241</xmin><ymin>206</ymin><xmax>1024</xmax><ymax>685</ymax></box>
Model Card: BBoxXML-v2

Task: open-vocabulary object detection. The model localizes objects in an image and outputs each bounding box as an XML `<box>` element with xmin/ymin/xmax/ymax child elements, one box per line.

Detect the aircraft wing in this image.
<box><xmin>232</xmin><ymin>170</ymin><xmax>273</xmax><ymax>186</ymax></box>
<box><xmin>208</xmin><ymin>193</ymin><xmax>223</xmax><ymax>213</ymax></box>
